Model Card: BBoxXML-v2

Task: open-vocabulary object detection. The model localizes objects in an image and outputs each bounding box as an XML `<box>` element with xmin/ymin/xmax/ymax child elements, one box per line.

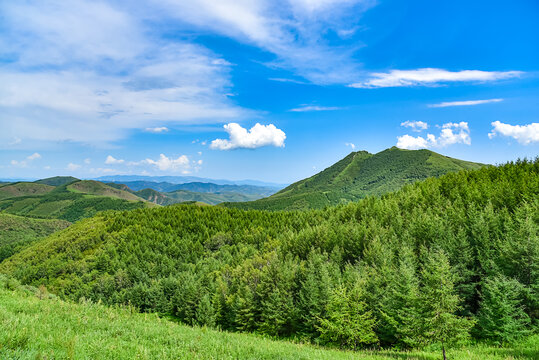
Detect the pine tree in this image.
<box><xmin>419</xmin><ymin>249</ymin><xmax>474</xmax><ymax>359</ymax></box>
<box><xmin>477</xmin><ymin>275</ymin><xmax>531</xmax><ymax>344</ymax></box>
<box><xmin>317</xmin><ymin>284</ymin><xmax>378</xmax><ymax>350</ymax></box>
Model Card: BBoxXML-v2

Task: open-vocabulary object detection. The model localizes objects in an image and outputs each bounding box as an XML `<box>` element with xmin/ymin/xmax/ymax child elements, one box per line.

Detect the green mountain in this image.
<box><xmin>34</xmin><ymin>176</ymin><xmax>79</xmax><ymax>186</ymax></box>
<box><xmin>0</xmin><ymin>180</ymin><xmax>153</xmax><ymax>222</ymax></box>
<box><xmin>2</xmin><ymin>159</ymin><xmax>536</xmax><ymax>349</ymax></box>
<box><xmin>225</xmin><ymin>147</ymin><xmax>484</xmax><ymax>210</ymax></box>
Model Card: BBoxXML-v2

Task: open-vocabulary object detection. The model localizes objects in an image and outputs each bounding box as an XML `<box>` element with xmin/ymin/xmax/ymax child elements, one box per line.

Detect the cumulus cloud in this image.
<box><xmin>397</xmin><ymin>122</ymin><xmax>471</xmax><ymax>150</ymax></box>
<box><xmin>67</xmin><ymin>163</ymin><xmax>81</xmax><ymax>171</ymax></box>
<box><xmin>488</xmin><ymin>121</ymin><xmax>539</xmax><ymax>145</ymax></box>
<box><xmin>27</xmin><ymin>152</ymin><xmax>41</xmax><ymax>161</ymax></box>
<box><xmin>145</xmin><ymin>127</ymin><xmax>169</xmax><ymax>133</ymax></box>
<box><xmin>349</xmin><ymin>69</ymin><xmax>522</xmax><ymax>88</ymax></box>
<box><xmin>345</xmin><ymin>142</ymin><xmax>356</xmax><ymax>150</ymax></box>
<box><xmin>401</xmin><ymin>121</ymin><xmax>428</xmax><ymax>132</ymax></box>
<box><xmin>289</xmin><ymin>105</ymin><xmax>342</xmax><ymax>112</ymax></box>
<box><xmin>210</xmin><ymin>123</ymin><xmax>286</xmax><ymax>150</ymax></box>
<box><xmin>105</xmin><ymin>155</ymin><xmax>125</xmax><ymax>165</ymax></box>
<box><xmin>429</xmin><ymin>98</ymin><xmax>503</xmax><ymax>108</ymax></box>
<box><xmin>143</xmin><ymin>154</ymin><xmax>191</xmax><ymax>172</ymax></box>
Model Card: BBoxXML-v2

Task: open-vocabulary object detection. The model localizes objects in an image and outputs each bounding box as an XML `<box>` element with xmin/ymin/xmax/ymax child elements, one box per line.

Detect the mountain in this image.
<box><xmin>225</xmin><ymin>147</ymin><xmax>485</xmax><ymax>210</ymax></box>
<box><xmin>94</xmin><ymin>175</ymin><xmax>287</xmax><ymax>188</ymax></box>
<box><xmin>1</xmin><ymin>159</ymin><xmax>536</xmax><ymax>350</ymax></box>
<box><xmin>0</xmin><ymin>180</ymin><xmax>153</xmax><ymax>222</ymax></box>
<box><xmin>34</xmin><ymin>176</ymin><xmax>79</xmax><ymax>186</ymax></box>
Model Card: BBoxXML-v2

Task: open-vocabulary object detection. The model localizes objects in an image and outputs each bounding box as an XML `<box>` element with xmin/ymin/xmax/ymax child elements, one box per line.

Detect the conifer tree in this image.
<box><xmin>477</xmin><ymin>275</ymin><xmax>531</xmax><ymax>344</ymax></box>
<box><xmin>419</xmin><ymin>249</ymin><xmax>474</xmax><ymax>359</ymax></box>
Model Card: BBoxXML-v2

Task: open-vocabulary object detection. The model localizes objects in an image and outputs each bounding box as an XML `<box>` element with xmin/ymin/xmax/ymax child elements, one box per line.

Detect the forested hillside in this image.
<box><xmin>0</xmin><ymin>214</ymin><xmax>70</xmax><ymax>262</ymax></box>
<box><xmin>225</xmin><ymin>147</ymin><xmax>484</xmax><ymax>210</ymax></box>
<box><xmin>2</xmin><ymin>159</ymin><xmax>536</xmax><ymax>351</ymax></box>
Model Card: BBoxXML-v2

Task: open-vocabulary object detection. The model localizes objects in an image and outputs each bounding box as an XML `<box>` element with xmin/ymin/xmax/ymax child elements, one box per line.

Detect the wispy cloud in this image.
<box><xmin>155</xmin><ymin>0</ymin><xmax>377</xmax><ymax>84</ymax></box>
<box><xmin>210</xmin><ymin>123</ymin><xmax>286</xmax><ymax>150</ymax></box>
<box><xmin>429</xmin><ymin>99</ymin><xmax>503</xmax><ymax>108</ymax></box>
<box><xmin>0</xmin><ymin>0</ymin><xmax>246</xmax><ymax>147</ymax></box>
<box><xmin>289</xmin><ymin>105</ymin><xmax>342</xmax><ymax>112</ymax></box>
<box><xmin>345</xmin><ymin>142</ymin><xmax>356</xmax><ymax>150</ymax></box>
<box><xmin>10</xmin><ymin>152</ymin><xmax>42</xmax><ymax>168</ymax></box>
<box><xmin>488</xmin><ymin>121</ymin><xmax>539</xmax><ymax>145</ymax></box>
<box><xmin>397</xmin><ymin>122</ymin><xmax>471</xmax><ymax>150</ymax></box>
<box><xmin>349</xmin><ymin>69</ymin><xmax>522</xmax><ymax>88</ymax></box>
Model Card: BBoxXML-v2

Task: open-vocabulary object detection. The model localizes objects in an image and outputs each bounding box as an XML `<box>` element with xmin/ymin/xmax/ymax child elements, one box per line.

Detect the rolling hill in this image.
<box><xmin>0</xmin><ymin>180</ymin><xmax>153</xmax><ymax>222</ymax></box>
<box><xmin>225</xmin><ymin>147</ymin><xmax>485</xmax><ymax>210</ymax></box>
<box><xmin>34</xmin><ymin>176</ymin><xmax>79</xmax><ymax>186</ymax></box>
<box><xmin>0</xmin><ymin>182</ymin><xmax>55</xmax><ymax>200</ymax></box>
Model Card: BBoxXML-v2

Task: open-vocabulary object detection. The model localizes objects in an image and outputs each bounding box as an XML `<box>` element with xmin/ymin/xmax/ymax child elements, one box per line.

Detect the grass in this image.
<box><xmin>0</xmin><ymin>276</ymin><xmax>536</xmax><ymax>360</ymax></box>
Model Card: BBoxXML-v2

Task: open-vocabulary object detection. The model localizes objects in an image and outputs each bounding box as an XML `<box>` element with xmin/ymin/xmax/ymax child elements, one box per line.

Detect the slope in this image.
<box><xmin>67</xmin><ymin>180</ymin><xmax>147</xmax><ymax>202</ymax></box>
<box><xmin>0</xmin><ymin>214</ymin><xmax>71</xmax><ymax>262</ymax></box>
<box><xmin>1</xmin><ymin>159</ymin><xmax>536</xmax><ymax>349</ymax></box>
<box><xmin>3</xmin><ymin>276</ymin><xmax>534</xmax><ymax>359</ymax></box>
<box><xmin>226</xmin><ymin>147</ymin><xmax>484</xmax><ymax>210</ymax></box>
<box><xmin>0</xmin><ymin>182</ymin><xmax>55</xmax><ymax>200</ymax></box>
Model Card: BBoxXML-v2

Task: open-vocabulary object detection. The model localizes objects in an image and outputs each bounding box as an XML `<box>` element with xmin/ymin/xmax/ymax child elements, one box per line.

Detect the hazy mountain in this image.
<box><xmin>94</xmin><ymin>175</ymin><xmax>286</xmax><ymax>188</ymax></box>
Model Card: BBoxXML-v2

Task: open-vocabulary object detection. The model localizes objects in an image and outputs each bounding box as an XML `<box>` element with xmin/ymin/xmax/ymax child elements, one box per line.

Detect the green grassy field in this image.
<box><xmin>0</xmin><ymin>276</ymin><xmax>536</xmax><ymax>360</ymax></box>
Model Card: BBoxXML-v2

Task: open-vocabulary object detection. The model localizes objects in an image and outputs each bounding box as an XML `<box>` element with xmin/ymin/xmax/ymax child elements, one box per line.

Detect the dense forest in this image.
<box><xmin>1</xmin><ymin>159</ymin><xmax>537</xmax><ymax>352</ymax></box>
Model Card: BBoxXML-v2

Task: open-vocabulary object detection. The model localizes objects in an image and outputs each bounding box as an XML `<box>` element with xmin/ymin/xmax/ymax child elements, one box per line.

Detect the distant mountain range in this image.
<box><xmin>225</xmin><ymin>147</ymin><xmax>485</xmax><ymax>210</ymax></box>
<box><xmin>94</xmin><ymin>175</ymin><xmax>286</xmax><ymax>188</ymax></box>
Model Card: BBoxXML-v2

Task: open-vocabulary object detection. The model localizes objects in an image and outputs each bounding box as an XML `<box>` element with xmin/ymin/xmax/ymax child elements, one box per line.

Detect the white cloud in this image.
<box><xmin>397</xmin><ymin>122</ymin><xmax>471</xmax><ymax>150</ymax></box>
<box><xmin>105</xmin><ymin>155</ymin><xmax>125</xmax><ymax>165</ymax></box>
<box><xmin>84</xmin><ymin>158</ymin><xmax>91</xmax><ymax>164</ymax></box>
<box><xmin>67</xmin><ymin>163</ymin><xmax>81</xmax><ymax>171</ymax></box>
<box><xmin>27</xmin><ymin>152</ymin><xmax>41</xmax><ymax>160</ymax></box>
<box><xmin>210</xmin><ymin>123</ymin><xmax>286</xmax><ymax>150</ymax></box>
<box><xmin>349</xmin><ymin>69</ymin><xmax>522</xmax><ymax>88</ymax></box>
<box><xmin>0</xmin><ymin>0</ymin><xmax>247</xmax><ymax>146</ymax></box>
<box><xmin>289</xmin><ymin>105</ymin><xmax>342</xmax><ymax>112</ymax></box>
<box><xmin>488</xmin><ymin>121</ymin><xmax>539</xmax><ymax>145</ymax></box>
<box><xmin>429</xmin><ymin>98</ymin><xmax>503</xmax><ymax>108</ymax></box>
<box><xmin>345</xmin><ymin>142</ymin><xmax>356</xmax><ymax>150</ymax></box>
<box><xmin>145</xmin><ymin>127</ymin><xmax>169</xmax><ymax>133</ymax></box>
<box><xmin>10</xmin><ymin>152</ymin><xmax>42</xmax><ymax>167</ymax></box>
<box><xmin>401</xmin><ymin>120</ymin><xmax>428</xmax><ymax>132</ymax></box>
<box><xmin>144</xmin><ymin>154</ymin><xmax>191</xmax><ymax>171</ymax></box>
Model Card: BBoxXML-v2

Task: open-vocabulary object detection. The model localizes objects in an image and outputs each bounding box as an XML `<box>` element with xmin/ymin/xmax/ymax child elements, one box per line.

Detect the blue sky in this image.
<box><xmin>1</xmin><ymin>0</ymin><xmax>538</xmax><ymax>183</ymax></box>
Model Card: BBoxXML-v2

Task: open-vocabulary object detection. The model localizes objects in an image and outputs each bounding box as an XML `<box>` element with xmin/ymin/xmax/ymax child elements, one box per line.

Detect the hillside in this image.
<box><xmin>67</xmin><ymin>180</ymin><xmax>147</xmax><ymax>202</ymax></box>
<box><xmin>34</xmin><ymin>176</ymin><xmax>79</xmax><ymax>186</ymax></box>
<box><xmin>225</xmin><ymin>147</ymin><xmax>484</xmax><ymax>210</ymax></box>
<box><xmin>0</xmin><ymin>214</ymin><xmax>70</xmax><ymax>262</ymax></box>
<box><xmin>2</xmin><ymin>159</ymin><xmax>536</xmax><ymax>350</ymax></box>
<box><xmin>0</xmin><ymin>182</ymin><xmax>55</xmax><ymax>200</ymax></box>
<box><xmin>0</xmin><ymin>181</ymin><xmax>152</xmax><ymax>222</ymax></box>
<box><xmin>3</xmin><ymin>276</ymin><xmax>535</xmax><ymax>359</ymax></box>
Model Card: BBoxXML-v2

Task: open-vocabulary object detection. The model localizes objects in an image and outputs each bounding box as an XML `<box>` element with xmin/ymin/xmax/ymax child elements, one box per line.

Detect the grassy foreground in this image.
<box><xmin>0</xmin><ymin>277</ymin><xmax>536</xmax><ymax>360</ymax></box>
